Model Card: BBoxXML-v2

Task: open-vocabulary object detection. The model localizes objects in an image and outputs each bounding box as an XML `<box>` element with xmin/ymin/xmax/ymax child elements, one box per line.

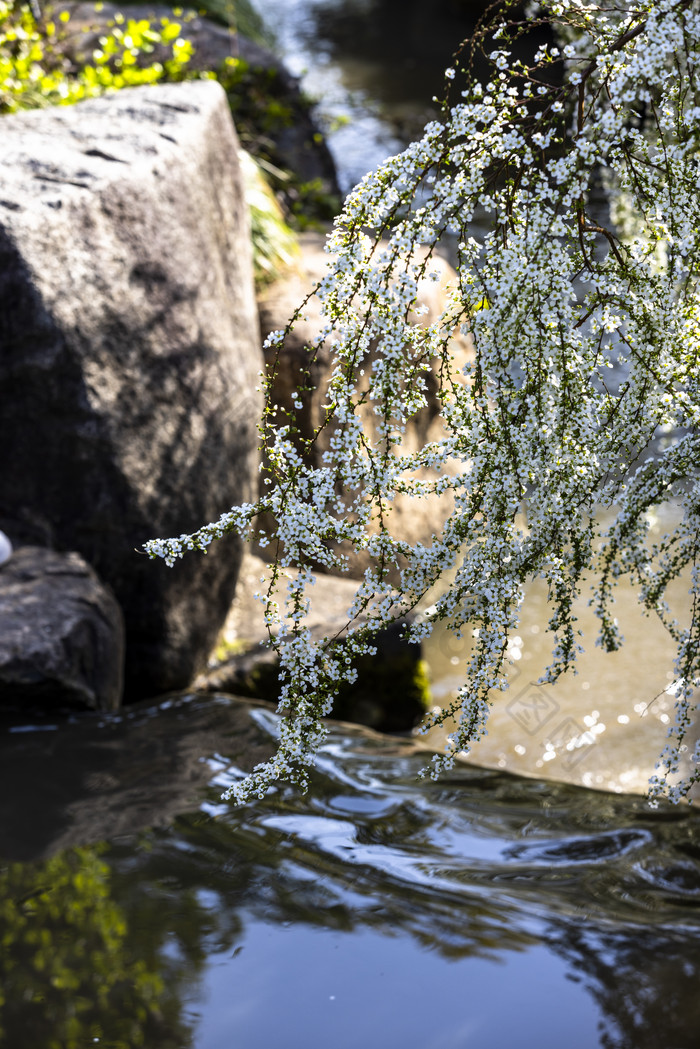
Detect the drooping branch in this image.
<box><xmin>147</xmin><ymin>0</ymin><xmax>700</xmax><ymax>805</ymax></box>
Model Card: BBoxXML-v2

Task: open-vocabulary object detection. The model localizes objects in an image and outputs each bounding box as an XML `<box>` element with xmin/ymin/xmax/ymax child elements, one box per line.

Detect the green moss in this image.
<box><xmin>210</xmin><ymin>635</ymin><xmax>251</xmax><ymax>665</ymax></box>
<box><xmin>195</xmin><ymin>0</ymin><xmax>274</xmax><ymax>45</ymax></box>
<box><xmin>332</xmin><ymin>653</ymin><xmax>431</xmax><ymax>733</ymax></box>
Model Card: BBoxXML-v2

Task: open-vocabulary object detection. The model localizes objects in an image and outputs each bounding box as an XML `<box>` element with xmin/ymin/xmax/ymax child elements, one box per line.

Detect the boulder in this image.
<box><xmin>0</xmin><ymin>547</ymin><xmax>124</xmax><ymax>712</ymax></box>
<box><xmin>0</xmin><ymin>81</ymin><xmax>263</xmax><ymax>698</ymax></box>
<box><xmin>195</xmin><ymin>551</ymin><xmax>430</xmax><ymax>732</ymax></box>
<box><xmin>256</xmin><ymin>232</ymin><xmax>474</xmax><ymax>578</ymax></box>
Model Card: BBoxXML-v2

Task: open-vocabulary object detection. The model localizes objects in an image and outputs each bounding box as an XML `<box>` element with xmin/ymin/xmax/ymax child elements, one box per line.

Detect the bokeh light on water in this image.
<box><xmin>421</xmin><ymin>505</ymin><xmax>697</xmax><ymax>796</ymax></box>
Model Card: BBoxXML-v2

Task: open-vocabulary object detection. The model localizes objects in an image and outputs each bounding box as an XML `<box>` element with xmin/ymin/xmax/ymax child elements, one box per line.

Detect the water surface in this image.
<box><xmin>1</xmin><ymin>694</ymin><xmax>699</xmax><ymax>1048</ymax></box>
<box><xmin>249</xmin><ymin>0</ymin><xmax>477</xmax><ymax>192</ymax></box>
<box><xmin>422</xmin><ymin>506</ymin><xmax>698</xmax><ymax>797</ymax></box>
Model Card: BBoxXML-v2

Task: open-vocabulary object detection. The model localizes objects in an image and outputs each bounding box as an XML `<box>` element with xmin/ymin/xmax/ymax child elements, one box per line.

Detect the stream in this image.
<box><xmin>248</xmin><ymin>0</ymin><xmax>481</xmax><ymax>194</ymax></box>
<box><xmin>1</xmin><ymin>2</ymin><xmax>699</xmax><ymax>1047</ymax></box>
<box><xmin>422</xmin><ymin>504</ymin><xmax>698</xmax><ymax>798</ymax></box>
<box><xmin>1</xmin><ymin>693</ymin><xmax>699</xmax><ymax>1049</ymax></box>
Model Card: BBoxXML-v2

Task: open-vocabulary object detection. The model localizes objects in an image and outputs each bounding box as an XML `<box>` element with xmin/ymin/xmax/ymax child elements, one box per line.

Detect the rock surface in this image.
<box><xmin>0</xmin><ymin>81</ymin><xmax>263</xmax><ymax>697</ymax></box>
<box><xmin>0</xmin><ymin>547</ymin><xmax>124</xmax><ymax>712</ymax></box>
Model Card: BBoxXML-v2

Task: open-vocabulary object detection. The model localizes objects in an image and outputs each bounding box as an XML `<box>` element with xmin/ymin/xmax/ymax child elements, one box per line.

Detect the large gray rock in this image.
<box><xmin>0</xmin><ymin>547</ymin><xmax>124</xmax><ymax>711</ymax></box>
<box><xmin>0</xmin><ymin>81</ymin><xmax>263</xmax><ymax>697</ymax></box>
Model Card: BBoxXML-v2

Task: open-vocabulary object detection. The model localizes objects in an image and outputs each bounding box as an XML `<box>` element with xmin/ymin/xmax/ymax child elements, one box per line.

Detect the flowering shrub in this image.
<box><xmin>146</xmin><ymin>0</ymin><xmax>700</xmax><ymax>805</ymax></box>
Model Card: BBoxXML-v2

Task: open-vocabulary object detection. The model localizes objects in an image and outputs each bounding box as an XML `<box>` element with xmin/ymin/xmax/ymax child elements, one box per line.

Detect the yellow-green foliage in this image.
<box><xmin>0</xmin><ymin>1</ymin><xmax>193</xmax><ymax>113</ymax></box>
<box><xmin>211</xmin><ymin>633</ymin><xmax>251</xmax><ymax>664</ymax></box>
<box><xmin>0</xmin><ymin>847</ymin><xmax>173</xmax><ymax>1047</ymax></box>
<box><xmin>215</xmin><ymin>52</ymin><xmax>340</xmax><ymax>226</ymax></box>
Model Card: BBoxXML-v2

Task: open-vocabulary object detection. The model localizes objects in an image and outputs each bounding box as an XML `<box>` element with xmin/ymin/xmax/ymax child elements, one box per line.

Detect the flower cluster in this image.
<box><xmin>146</xmin><ymin>0</ymin><xmax>700</xmax><ymax>805</ymax></box>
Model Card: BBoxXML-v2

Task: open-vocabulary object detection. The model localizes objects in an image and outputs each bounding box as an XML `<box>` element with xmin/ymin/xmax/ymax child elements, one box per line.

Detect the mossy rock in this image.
<box><xmin>201</xmin><ymin>622</ymin><xmax>431</xmax><ymax>733</ymax></box>
<box><xmin>331</xmin><ymin>651</ymin><xmax>431</xmax><ymax>733</ymax></box>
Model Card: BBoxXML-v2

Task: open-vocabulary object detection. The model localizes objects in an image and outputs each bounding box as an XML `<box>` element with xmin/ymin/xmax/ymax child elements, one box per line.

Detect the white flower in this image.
<box><xmin>147</xmin><ymin>0</ymin><xmax>700</xmax><ymax>806</ymax></box>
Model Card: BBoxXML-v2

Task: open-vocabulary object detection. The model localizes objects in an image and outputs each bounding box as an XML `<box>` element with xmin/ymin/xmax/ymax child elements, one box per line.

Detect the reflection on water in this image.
<box><xmin>248</xmin><ymin>0</ymin><xmax>476</xmax><ymax>192</ymax></box>
<box><xmin>0</xmin><ymin>846</ymin><xmax>193</xmax><ymax>1047</ymax></box>
<box><xmin>250</xmin><ymin>0</ymin><xmax>552</xmax><ymax>194</ymax></box>
<box><xmin>422</xmin><ymin>505</ymin><xmax>699</xmax><ymax>797</ymax></box>
<box><xmin>1</xmin><ymin>697</ymin><xmax>699</xmax><ymax>1048</ymax></box>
